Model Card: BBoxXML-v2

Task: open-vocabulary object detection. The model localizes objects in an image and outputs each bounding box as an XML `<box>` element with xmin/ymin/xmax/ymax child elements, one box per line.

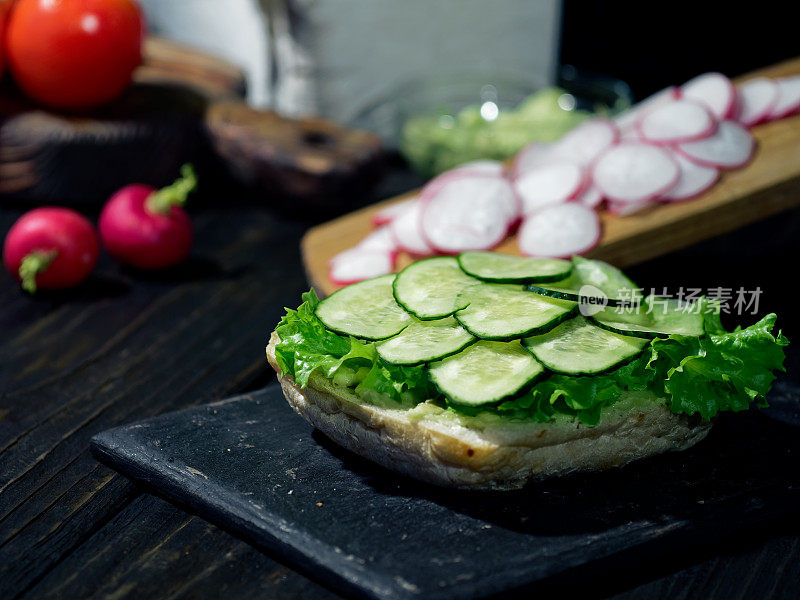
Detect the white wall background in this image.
<box><xmin>139</xmin><ymin>0</ymin><xmax>561</xmax><ymax>122</ymax></box>
<box><xmin>140</xmin><ymin>0</ymin><xmax>272</xmax><ymax>106</ymax></box>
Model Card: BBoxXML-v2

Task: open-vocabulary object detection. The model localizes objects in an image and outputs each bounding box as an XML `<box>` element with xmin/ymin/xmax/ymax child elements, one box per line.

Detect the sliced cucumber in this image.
<box><xmin>316</xmin><ymin>275</ymin><xmax>412</xmax><ymax>340</ymax></box>
<box><xmin>393</xmin><ymin>257</ymin><xmax>479</xmax><ymax>320</ymax></box>
<box><xmin>376</xmin><ymin>317</ymin><xmax>475</xmax><ymax>365</ymax></box>
<box><xmin>457</xmin><ymin>252</ymin><xmax>572</xmax><ymax>284</ymax></box>
<box><xmin>429</xmin><ymin>340</ymin><xmax>544</xmax><ymax>406</ymax></box>
<box><xmin>523</xmin><ymin>316</ymin><xmax>647</xmax><ymax>375</ymax></box>
<box><xmin>588</xmin><ymin>296</ymin><xmax>704</xmax><ymax>339</ymax></box>
<box><xmin>572</xmin><ymin>256</ymin><xmax>640</xmax><ymax>296</ymax></box>
<box><xmin>528</xmin><ymin>256</ymin><xmax>642</xmax><ymax>307</ymax></box>
<box><xmin>454</xmin><ymin>283</ymin><xmax>577</xmax><ymax>340</ymax></box>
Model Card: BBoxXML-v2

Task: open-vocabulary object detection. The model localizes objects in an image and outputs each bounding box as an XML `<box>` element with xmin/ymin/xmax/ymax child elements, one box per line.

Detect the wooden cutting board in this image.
<box><xmin>302</xmin><ymin>57</ymin><xmax>800</xmax><ymax>297</ymax></box>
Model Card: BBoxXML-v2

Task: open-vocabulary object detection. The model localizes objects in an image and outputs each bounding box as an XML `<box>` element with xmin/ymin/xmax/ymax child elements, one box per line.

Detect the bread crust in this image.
<box><xmin>267</xmin><ymin>332</ymin><xmax>710</xmax><ymax>490</ymax></box>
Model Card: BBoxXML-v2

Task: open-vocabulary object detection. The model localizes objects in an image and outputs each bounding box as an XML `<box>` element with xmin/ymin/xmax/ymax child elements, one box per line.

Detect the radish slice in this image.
<box><xmin>453</xmin><ymin>160</ymin><xmax>506</xmax><ymax>176</ymax></box>
<box><xmin>420</xmin><ymin>176</ymin><xmax>514</xmax><ymax>253</ymax></box>
<box><xmin>575</xmin><ymin>185</ymin><xmax>603</xmax><ymax>208</ymax></box>
<box><xmin>419</xmin><ymin>170</ymin><xmax>460</xmax><ymax>198</ymax></box>
<box><xmin>681</xmin><ymin>72</ymin><xmax>736</xmax><ymax>120</ymax></box>
<box><xmin>390</xmin><ymin>201</ymin><xmax>434</xmax><ymax>256</ymax></box>
<box><xmin>358</xmin><ymin>225</ymin><xmax>399</xmax><ymax>252</ymax></box>
<box><xmin>420</xmin><ymin>168</ymin><xmax>508</xmax><ymax>202</ymax></box>
<box><xmin>591</xmin><ymin>143</ymin><xmax>680</xmax><ymax>203</ymax></box>
<box><xmin>735</xmin><ymin>78</ymin><xmax>779</xmax><ymax>127</ymax></box>
<box><xmin>661</xmin><ymin>152</ymin><xmax>719</xmax><ymax>201</ymax></box>
<box><xmin>548</xmin><ymin>118</ymin><xmax>619</xmax><ymax>166</ymax></box>
<box><xmin>512</xmin><ymin>142</ymin><xmax>554</xmax><ymax>177</ymax></box>
<box><xmin>677</xmin><ymin>120</ymin><xmax>755</xmax><ymax>170</ymax></box>
<box><xmin>637</xmin><ymin>99</ymin><xmax>717</xmax><ymax>144</ymax></box>
<box><xmin>518</xmin><ymin>203</ymin><xmax>600</xmax><ymax>257</ymax></box>
<box><xmin>613</xmin><ymin>86</ymin><xmax>681</xmax><ymax>132</ymax></box>
<box><xmin>513</xmin><ymin>161</ymin><xmax>585</xmax><ymax>213</ymax></box>
<box><xmin>329</xmin><ymin>248</ymin><xmax>396</xmax><ymax>285</ymax></box>
<box><xmin>619</xmin><ymin>126</ymin><xmax>643</xmax><ymax>141</ymax></box>
<box><xmin>767</xmin><ymin>76</ymin><xmax>800</xmax><ymax>120</ymax></box>
<box><xmin>432</xmin><ymin>173</ymin><xmax>519</xmax><ymax>222</ymax></box>
<box><xmin>371</xmin><ymin>197</ymin><xmax>418</xmax><ymax>227</ymax></box>
<box><xmin>607</xmin><ymin>199</ymin><xmax>653</xmax><ymax>217</ymax></box>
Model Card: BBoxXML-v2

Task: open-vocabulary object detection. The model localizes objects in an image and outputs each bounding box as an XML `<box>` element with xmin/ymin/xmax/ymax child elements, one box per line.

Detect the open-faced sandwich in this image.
<box><xmin>266</xmin><ymin>254</ymin><xmax>788</xmax><ymax>490</ymax></box>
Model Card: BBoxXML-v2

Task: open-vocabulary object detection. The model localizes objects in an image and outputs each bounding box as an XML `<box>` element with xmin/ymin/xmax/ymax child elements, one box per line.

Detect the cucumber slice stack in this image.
<box><xmin>528</xmin><ymin>256</ymin><xmax>642</xmax><ymax>307</ymax></box>
<box><xmin>523</xmin><ymin>316</ymin><xmax>648</xmax><ymax>375</ymax></box>
<box><xmin>376</xmin><ymin>317</ymin><xmax>474</xmax><ymax>366</ymax></box>
<box><xmin>316</xmin><ymin>274</ymin><xmax>412</xmax><ymax>340</ymax></box>
<box><xmin>429</xmin><ymin>341</ymin><xmax>544</xmax><ymax>406</ymax></box>
<box><xmin>455</xmin><ymin>283</ymin><xmax>577</xmax><ymax>340</ymax></box>
<box><xmin>313</xmin><ymin>255</ymin><xmax>707</xmax><ymax>407</ymax></box>
<box><xmin>457</xmin><ymin>252</ymin><xmax>572</xmax><ymax>283</ymax></box>
<box><xmin>588</xmin><ymin>297</ymin><xmax>704</xmax><ymax>338</ymax></box>
<box><xmin>392</xmin><ymin>257</ymin><xmax>478</xmax><ymax>319</ymax></box>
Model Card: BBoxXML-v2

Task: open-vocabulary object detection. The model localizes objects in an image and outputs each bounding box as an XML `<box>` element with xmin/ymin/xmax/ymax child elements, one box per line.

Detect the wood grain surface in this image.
<box><xmin>302</xmin><ymin>57</ymin><xmax>800</xmax><ymax>297</ymax></box>
<box><xmin>0</xmin><ymin>205</ymin><xmax>312</xmax><ymax>598</ymax></box>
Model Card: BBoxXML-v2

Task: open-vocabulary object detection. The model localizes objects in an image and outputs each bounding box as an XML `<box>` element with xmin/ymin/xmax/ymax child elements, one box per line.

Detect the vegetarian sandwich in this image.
<box><xmin>266</xmin><ymin>254</ymin><xmax>788</xmax><ymax>490</ymax></box>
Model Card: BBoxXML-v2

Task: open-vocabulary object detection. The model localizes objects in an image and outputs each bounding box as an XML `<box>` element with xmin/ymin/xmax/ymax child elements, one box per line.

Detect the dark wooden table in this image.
<box><xmin>2</xmin><ymin>169</ymin><xmax>799</xmax><ymax>600</ymax></box>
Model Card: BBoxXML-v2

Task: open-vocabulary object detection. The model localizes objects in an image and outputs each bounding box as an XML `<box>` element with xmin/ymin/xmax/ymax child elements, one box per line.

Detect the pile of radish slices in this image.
<box><xmin>330</xmin><ymin>71</ymin><xmax>800</xmax><ymax>285</ymax></box>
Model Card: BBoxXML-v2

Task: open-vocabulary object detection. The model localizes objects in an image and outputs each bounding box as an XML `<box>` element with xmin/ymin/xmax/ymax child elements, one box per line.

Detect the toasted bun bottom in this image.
<box><xmin>267</xmin><ymin>332</ymin><xmax>710</xmax><ymax>490</ymax></box>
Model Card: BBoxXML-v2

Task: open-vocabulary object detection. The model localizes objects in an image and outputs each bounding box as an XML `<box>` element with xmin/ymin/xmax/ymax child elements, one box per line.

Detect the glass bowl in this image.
<box><xmin>348</xmin><ymin>65</ymin><xmax>633</xmax><ymax>177</ymax></box>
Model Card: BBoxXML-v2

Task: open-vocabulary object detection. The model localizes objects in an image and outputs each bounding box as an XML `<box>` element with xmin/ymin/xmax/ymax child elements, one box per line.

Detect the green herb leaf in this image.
<box><xmin>275</xmin><ymin>291</ymin><xmax>437</xmax><ymax>403</ymax></box>
<box><xmin>651</xmin><ymin>313</ymin><xmax>788</xmax><ymax>419</ymax></box>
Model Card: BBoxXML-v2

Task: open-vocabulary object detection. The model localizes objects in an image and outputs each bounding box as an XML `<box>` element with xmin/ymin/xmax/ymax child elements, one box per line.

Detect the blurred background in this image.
<box><xmin>139</xmin><ymin>0</ymin><xmax>562</xmax><ymax>116</ymax></box>
<box><xmin>3</xmin><ymin>0</ymin><xmax>797</xmax><ymax>211</ymax></box>
<box><xmin>140</xmin><ymin>0</ymin><xmax>798</xmax><ymax>119</ymax></box>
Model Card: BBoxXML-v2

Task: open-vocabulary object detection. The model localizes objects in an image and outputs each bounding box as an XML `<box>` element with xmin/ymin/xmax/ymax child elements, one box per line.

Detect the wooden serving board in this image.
<box><xmin>303</xmin><ymin>58</ymin><xmax>800</xmax><ymax>297</ymax></box>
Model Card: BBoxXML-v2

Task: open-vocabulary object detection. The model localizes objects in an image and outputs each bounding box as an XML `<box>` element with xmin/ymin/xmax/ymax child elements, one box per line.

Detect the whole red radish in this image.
<box><xmin>99</xmin><ymin>165</ymin><xmax>197</xmax><ymax>270</ymax></box>
<box><xmin>3</xmin><ymin>207</ymin><xmax>99</xmax><ymax>293</ymax></box>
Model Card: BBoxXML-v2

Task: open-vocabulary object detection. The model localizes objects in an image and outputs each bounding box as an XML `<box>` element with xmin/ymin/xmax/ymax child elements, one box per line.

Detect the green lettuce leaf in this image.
<box><xmin>274</xmin><ymin>289</ymin><xmax>351</xmax><ymax>386</ymax></box>
<box><xmin>274</xmin><ymin>290</ymin><xmax>377</xmax><ymax>387</ymax></box>
<box><xmin>274</xmin><ymin>291</ymin><xmax>437</xmax><ymax>403</ymax></box>
<box><xmin>446</xmin><ymin>312</ymin><xmax>788</xmax><ymax>425</ymax></box>
<box><xmin>493</xmin><ymin>352</ymin><xmax>654</xmax><ymax>425</ymax></box>
<box><xmin>356</xmin><ymin>360</ymin><xmax>439</xmax><ymax>406</ymax></box>
<box><xmin>649</xmin><ymin>313</ymin><xmax>788</xmax><ymax>419</ymax></box>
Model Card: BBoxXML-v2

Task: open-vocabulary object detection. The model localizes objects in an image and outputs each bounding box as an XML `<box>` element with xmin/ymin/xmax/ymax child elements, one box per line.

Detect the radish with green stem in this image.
<box><xmin>99</xmin><ymin>164</ymin><xmax>197</xmax><ymax>270</ymax></box>
<box><xmin>3</xmin><ymin>207</ymin><xmax>99</xmax><ymax>293</ymax></box>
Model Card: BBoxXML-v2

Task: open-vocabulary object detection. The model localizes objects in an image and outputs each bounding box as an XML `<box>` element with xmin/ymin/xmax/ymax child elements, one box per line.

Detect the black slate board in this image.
<box><xmin>91</xmin><ymin>381</ymin><xmax>800</xmax><ymax>600</ymax></box>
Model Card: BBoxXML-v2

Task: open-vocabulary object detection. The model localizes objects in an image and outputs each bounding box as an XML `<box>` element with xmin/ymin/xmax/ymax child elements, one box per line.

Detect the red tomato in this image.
<box><xmin>0</xmin><ymin>1</ymin><xmax>13</xmax><ymax>79</ymax></box>
<box><xmin>5</xmin><ymin>0</ymin><xmax>144</xmax><ymax>108</ymax></box>
<box><xmin>3</xmin><ymin>207</ymin><xmax>99</xmax><ymax>292</ymax></box>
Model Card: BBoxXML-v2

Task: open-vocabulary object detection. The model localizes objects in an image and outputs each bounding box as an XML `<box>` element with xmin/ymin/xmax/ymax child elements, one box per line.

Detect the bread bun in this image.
<box><xmin>267</xmin><ymin>332</ymin><xmax>710</xmax><ymax>490</ymax></box>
